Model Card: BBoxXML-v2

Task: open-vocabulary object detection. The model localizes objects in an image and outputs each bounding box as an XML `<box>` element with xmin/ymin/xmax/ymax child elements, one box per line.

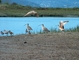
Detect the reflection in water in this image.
<box><xmin>0</xmin><ymin>17</ymin><xmax>79</xmax><ymax>35</ymax></box>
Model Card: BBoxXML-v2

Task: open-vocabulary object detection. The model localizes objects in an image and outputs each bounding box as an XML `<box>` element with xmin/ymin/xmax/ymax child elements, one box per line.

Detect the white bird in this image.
<box><xmin>58</xmin><ymin>20</ymin><xmax>69</xmax><ymax>31</ymax></box>
<box><xmin>41</xmin><ymin>24</ymin><xmax>50</xmax><ymax>33</ymax></box>
<box><xmin>24</xmin><ymin>10</ymin><xmax>39</xmax><ymax>17</ymax></box>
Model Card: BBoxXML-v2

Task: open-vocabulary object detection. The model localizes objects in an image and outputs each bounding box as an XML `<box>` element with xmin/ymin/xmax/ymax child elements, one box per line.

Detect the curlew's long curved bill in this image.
<box><xmin>63</xmin><ymin>20</ymin><xmax>69</xmax><ymax>25</ymax></box>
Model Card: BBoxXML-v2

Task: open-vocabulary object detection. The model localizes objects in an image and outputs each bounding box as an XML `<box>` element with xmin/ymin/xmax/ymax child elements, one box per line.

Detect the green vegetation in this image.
<box><xmin>27</xmin><ymin>26</ymin><xmax>79</xmax><ymax>34</ymax></box>
<box><xmin>33</xmin><ymin>26</ymin><xmax>79</xmax><ymax>34</ymax></box>
<box><xmin>65</xmin><ymin>25</ymin><xmax>79</xmax><ymax>32</ymax></box>
<box><xmin>0</xmin><ymin>0</ymin><xmax>2</xmax><ymax>4</ymax></box>
<box><xmin>0</xmin><ymin>3</ymin><xmax>79</xmax><ymax>17</ymax></box>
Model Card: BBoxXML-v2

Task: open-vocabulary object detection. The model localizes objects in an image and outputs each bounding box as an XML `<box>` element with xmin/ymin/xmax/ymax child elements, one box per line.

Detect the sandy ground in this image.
<box><xmin>0</xmin><ymin>32</ymin><xmax>79</xmax><ymax>60</ymax></box>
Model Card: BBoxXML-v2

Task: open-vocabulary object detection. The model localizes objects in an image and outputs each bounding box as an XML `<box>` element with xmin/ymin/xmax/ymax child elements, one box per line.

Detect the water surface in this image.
<box><xmin>0</xmin><ymin>17</ymin><xmax>79</xmax><ymax>35</ymax></box>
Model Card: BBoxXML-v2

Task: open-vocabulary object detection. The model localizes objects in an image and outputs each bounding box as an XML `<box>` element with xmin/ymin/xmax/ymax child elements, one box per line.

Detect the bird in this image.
<box><xmin>4</xmin><ymin>30</ymin><xmax>9</xmax><ymax>36</ymax></box>
<box><xmin>24</xmin><ymin>10</ymin><xmax>39</xmax><ymax>17</ymax></box>
<box><xmin>41</xmin><ymin>24</ymin><xmax>50</xmax><ymax>33</ymax></box>
<box><xmin>25</xmin><ymin>23</ymin><xmax>33</xmax><ymax>31</ymax></box>
<box><xmin>0</xmin><ymin>31</ymin><xmax>4</xmax><ymax>35</ymax></box>
<box><xmin>58</xmin><ymin>20</ymin><xmax>69</xmax><ymax>31</ymax></box>
<box><xmin>8</xmin><ymin>30</ymin><xmax>14</xmax><ymax>36</ymax></box>
<box><xmin>24</xmin><ymin>23</ymin><xmax>32</xmax><ymax>34</ymax></box>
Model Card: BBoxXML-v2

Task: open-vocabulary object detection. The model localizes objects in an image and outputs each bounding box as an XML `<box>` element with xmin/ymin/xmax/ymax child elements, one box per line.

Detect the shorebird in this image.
<box><xmin>24</xmin><ymin>10</ymin><xmax>39</xmax><ymax>17</ymax></box>
<box><xmin>58</xmin><ymin>20</ymin><xmax>69</xmax><ymax>31</ymax></box>
<box><xmin>0</xmin><ymin>31</ymin><xmax>4</xmax><ymax>35</ymax></box>
<box><xmin>25</xmin><ymin>23</ymin><xmax>33</xmax><ymax>31</ymax></box>
<box><xmin>4</xmin><ymin>30</ymin><xmax>9</xmax><ymax>36</ymax></box>
<box><xmin>24</xmin><ymin>23</ymin><xmax>32</xmax><ymax>34</ymax></box>
<box><xmin>40</xmin><ymin>24</ymin><xmax>50</xmax><ymax>33</ymax></box>
<box><xmin>8</xmin><ymin>30</ymin><xmax>14</xmax><ymax>36</ymax></box>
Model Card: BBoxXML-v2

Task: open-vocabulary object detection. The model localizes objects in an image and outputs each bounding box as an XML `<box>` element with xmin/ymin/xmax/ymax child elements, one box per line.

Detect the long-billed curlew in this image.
<box><xmin>25</xmin><ymin>24</ymin><xmax>33</xmax><ymax>31</ymax></box>
<box><xmin>40</xmin><ymin>24</ymin><xmax>50</xmax><ymax>33</ymax></box>
<box><xmin>26</xmin><ymin>23</ymin><xmax>33</xmax><ymax>31</ymax></box>
<box><xmin>24</xmin><ymin>23</ymin><xmax>32</xmax><ymax>34</ymax></box>
<box><xmin>24</xmin><ymin>10</ymin><xmax>39</xmax><ymax>17</ymax></box>
<box><xmin>58</xmin><ymin>20</ymin><xmax>69</xmax><ymax>31</ymax></box>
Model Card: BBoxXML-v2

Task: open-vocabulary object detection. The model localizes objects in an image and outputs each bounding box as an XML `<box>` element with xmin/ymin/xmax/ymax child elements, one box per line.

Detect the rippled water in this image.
<box><xmin>0</xmin><ymin>17</ymin><xmax>79</xmax><ymax>35</ymax></box>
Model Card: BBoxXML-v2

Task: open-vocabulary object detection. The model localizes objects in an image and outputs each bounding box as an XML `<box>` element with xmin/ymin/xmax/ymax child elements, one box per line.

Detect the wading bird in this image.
<box><xmin>4</xmin><ymin>30</ymin><xmax>9</xmax><ymax>36</ymax></box>
<box><xmin>24</xmin><ymin>23</ymin><xmax>32</xmax><ymax>34</ymax></box>
<box><xmin>40</xmin><ymin>24</ymin><xmax>50</xmax><ymax>33</ymax></box>
<box><xmin>58</xmin><ymin>20</ymin><xmax>69</xmax><ymax>31</ymax></box>
<box><xmin>8</xmin><ymin>30</ymin><xmax>14</xmax><ymax>36</ymax></box>
<box><xmin>26</xmin><ymin>23</ymin><xmax>33</xmax><ymax>31</ymax></box>
<box><xmin>0</xmin><ymin>31</ymin><xmax>4</xmax><ymax>35</ymax></box>
<box><xmin>24</xmin><ymin>10</ymin><xmax>39</xmax><ymax>17</ymax></box>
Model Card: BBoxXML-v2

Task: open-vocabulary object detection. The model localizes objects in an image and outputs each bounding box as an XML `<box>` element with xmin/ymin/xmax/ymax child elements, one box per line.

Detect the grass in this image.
<box><xmin>65</xmin><ymin>25</ymin><xmax>79</xmax><ymax>32</ymax></box>
<box><xmin>32</xmin><ymin>26</ymin><xmax>79</xmax><ymax>34</ymax></box>
<box><xmin>0</xmin><ymin>4</ymin><xmax>79</xmax><ymax>17</ymax></box>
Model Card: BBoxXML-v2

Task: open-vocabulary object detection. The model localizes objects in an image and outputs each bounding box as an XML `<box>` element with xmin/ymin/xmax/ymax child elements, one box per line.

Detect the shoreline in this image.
<box><xmin>0</xmin><ymin>15</ymin><xmax>79</xmax><ymax>17</ymax></box>
<box><xmin>0</xmin><ymin>32</ymin><xmax>79</xmax><ymax>60</ymax></box>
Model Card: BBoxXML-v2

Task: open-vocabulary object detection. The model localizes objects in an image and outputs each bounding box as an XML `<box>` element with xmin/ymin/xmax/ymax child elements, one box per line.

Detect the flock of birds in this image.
<box><xmin>0</xmin><ymin>10</ymin><xmax>69</xmax><ymax>36</ymax></box>
<box><xmin>24</xmin><ymin>10</ymin><xmax>69</xmax><ymax>34</ymax></box>
<box><xmin>24</xmin><ymin>20</ymin><xmax>69</xmax><ymax>34</ymax></box>
<box><xmin>0</xmin><ymin>30</ymin><xmax>13</xmax><ymax>36</ymax></box>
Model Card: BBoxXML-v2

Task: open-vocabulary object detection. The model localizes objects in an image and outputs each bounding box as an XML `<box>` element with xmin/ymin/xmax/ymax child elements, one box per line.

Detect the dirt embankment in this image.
<box><xmin>0</xmin><ymin>32</ymin><xmax>79</xmax><ymax>60</ymax></box>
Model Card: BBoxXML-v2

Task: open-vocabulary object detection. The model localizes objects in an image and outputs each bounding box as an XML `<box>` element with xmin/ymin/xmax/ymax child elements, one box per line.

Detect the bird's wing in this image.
<box><xmin>24</xmin><ymin>11</ymin><xmax>37</xmax><ymax>16</ymax></box>
<box><xmin>28</xmin><ymin>26</ymin><xmax>33</xmax><ymax>30</ymax></box>
<box><xmin>32</xmin><ymin>11</ymin><xmax>37</xmax><ymax>13</ymax></box>
<box><xmin>44</xmin><ymin>27</ymin><xmax>50</xmax><ymax>32</ymax></box>
<box><xmin>24</xmin><ymin>11</ymin><xmax>33</xmax><ymax>16</ymax></box>
<box><xmin>63</xmin><ymin>21</ymin><xmax>69</xmax><ymax>25</ymax></box>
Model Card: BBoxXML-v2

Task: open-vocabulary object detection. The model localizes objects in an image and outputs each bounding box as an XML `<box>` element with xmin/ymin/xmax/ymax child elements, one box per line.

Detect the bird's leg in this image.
<box><xmin>28</xmin><ymin>30</ymin><xmax>31</xmax><ymax>35</ymax></box>
<box><xmin>25</xmin><ymin>29</ymin><xmax>28</xmax><ymax>34</ymax></box>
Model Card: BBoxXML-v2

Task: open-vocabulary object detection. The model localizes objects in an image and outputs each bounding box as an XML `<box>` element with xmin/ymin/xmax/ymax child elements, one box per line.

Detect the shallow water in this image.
<box><xmin>0</xmin><ymin>17</ymin><xmax>79</xmax><ymax>35</ymax></box>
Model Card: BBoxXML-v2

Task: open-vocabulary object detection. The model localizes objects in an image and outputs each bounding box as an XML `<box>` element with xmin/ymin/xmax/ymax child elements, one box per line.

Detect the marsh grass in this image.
<box><xmin>35</xmin><ymin>30</ymin><xmax>44</xmax><ymax>34</ymax></box>
<box><xmin>0</xmin><ymin>4</ymin><xmax>79</xmax><ymax>17</ymax></box>
<box><xmin>9</xmin><ymin>26</ymin><xmax>79</xmax><ymax>36</ymax></box>
<box><xmin>65</xmin><ymin>25</ymin><xmax>79</xmax><ymax>32</ymax></box>
<box><xmin>50</xmin><ymin>28</ymin><xmax>59</xmax><ymax>32</ymax></box>
<box><xmin>31</xmin><ymin>26</ymin><xmax>79</xmax><ymax>34</ymax></box>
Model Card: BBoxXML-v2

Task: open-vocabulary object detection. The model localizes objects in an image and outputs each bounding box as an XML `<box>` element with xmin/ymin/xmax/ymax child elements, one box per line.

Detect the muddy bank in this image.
<box><xmin>0</xmin><ymin>32</ymin><xmax>79</xmax><ymax>60</ymax></box>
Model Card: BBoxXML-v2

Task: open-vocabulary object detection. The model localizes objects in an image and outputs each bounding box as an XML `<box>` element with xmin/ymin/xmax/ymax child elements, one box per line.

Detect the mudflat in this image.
<box><xmin>0</xmin><ymin>32</ymin><xmax>79</xmax><ymax>60</ymax></box>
